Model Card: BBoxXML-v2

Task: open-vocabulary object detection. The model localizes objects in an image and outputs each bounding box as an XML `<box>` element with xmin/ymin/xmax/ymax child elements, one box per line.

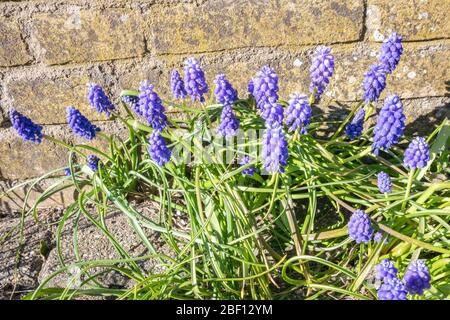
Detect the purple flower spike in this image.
<box><xmin>251</xmin><ymin>66</ymin><xmax>279</xmax><ymax>111</ymax></box>
<box><xmin>377</xmin><ymin>277</ymin><xmax>408</xmax><ymax>300</ymax></box>
<box><xmin>374</xmin><ymin>231</ymin><xmax>388</xmax><ymax>244</ymax></box>
<box><xmin>184</xmin><ymin>58</ymin><xmax>209</xmax><ymax>102</ymax></box>
<box><xmin>87</xmin><ymin>155</ymin><xmax>100</xmax><ymax>172</ymax></box>
<box><xmin>122</xmin><ymin>95</ymin><xmax>140</xmax><ymax>114</ymax></box>
<box><xmin>262</xmin><ymin>124</ymin><xmax>288</xmax><ymax>174</ymax></box>
<box><xmin>377</xmin><ymin>171</ymin><xmax>392</xmax><ymax>193</ymax></box>
<box><xmin>171</xmin><ymin>70</ymin><xmax>187</xmax><ymax>99</ymax></box>
<box><xmin>309</xmin><ymin>46</ymin><xmax>334</xmax><ymax>98</ymax></box>
<box><xmin>138</xmin><ymin>80</ymin><xmax>168</xmax><ymax>130</ymax></box>
<box><xmin>261</xmin><ymin>101</ymin><xmax>284</xmax><ymax>127</ymax></box>
<box><xmin>372</xmin><ymin>94</ymin><xmax>405</xmax><ymax>155</ymax></box>
<box><xmin>239</xmin><ymin>156</ymin><xmax>257</xmax><ymax>176</ymax></box>
<box><xmin>67</xmin><ymin>106</ymin><xmax>100</xmax><ymax>140</ymax></box>
<box><xmin>345</xmin><ymin>108</ymin><xmax>365</xmax><ymax>140</ymax></box>
<box><xmin>149</xmin><ymin>130</ymin><xmax>171</xmax><ymax>166</ymax></box>
<box><xmin>348</xmin><ymin>209</ymin><xmax>373</xmax><ymax>244</ymax></box>
<box><xmin>285</xmin><ymin>93</ymin><xmax>312</xmax><ymax>134</ymax></box>
<box><xmin>375</xmin><ymin>259</ymin><xmax>398</xmax><ymax>280</ymax></box>
<box><xmin>9</xmin><ymin>108</ymin><xmax>43</xmax><ymax>144</ymax></box>
<box><xmin>87</xmin><ymin>83</ymin><xmax>115</xmax><ymax>116</ymax></box>
<box><xmin>404</xmin><ymin>260</ymin><xmax>431</xmax><ymax>295</ymax></box>
<box><xmin>404</xmin><ymin>137</ymin><xmax>430</xmax><ymax>170</ymax></box>
<box><xmin>217</xmin><ymin>104</ymin><xmax>240</xmax><ymax>139</ymax></box>
<box><xmin>362</xmin><ymin>64</ymin><xmax>387</xmax><ymax>103</ymax></box>
<box><xmin>214</xmin><ymin>74</ymin><xmax>238</xmax><ymax>105</ymax></box>
<box><xmin>379</xmin><ymin>32</ymin><xmax>403</xmax><ymax>74</ymax></box>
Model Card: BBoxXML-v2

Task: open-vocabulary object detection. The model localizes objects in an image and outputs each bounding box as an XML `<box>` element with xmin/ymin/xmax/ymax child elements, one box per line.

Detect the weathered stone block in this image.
<box><xmin>367</xmin><ymin>0</ymin><xmax>450</xmax><ymax>41</ymax></box>
<box><xmin>30</xmin><ymin>9</ymin><xmax>145</xmax><ymax>65</ymax></box>
<box><xmin>0</xmin><ymin>126</ymin><xmax>69</xmax><ymax>180</ymax></box>
<box><xmin>147</xmin><ymin>0</ymin><xmax>365</xmax><ymax>54</ymax></box>
<box><xmin>0</xmin><ymin>17</ymin><xmax>31</xmax><ymax>67</ymax></box>
<box><xmin>4</xmin><ymin>73</ymin><xmax>107</xmax><ymax>124</ymax></box>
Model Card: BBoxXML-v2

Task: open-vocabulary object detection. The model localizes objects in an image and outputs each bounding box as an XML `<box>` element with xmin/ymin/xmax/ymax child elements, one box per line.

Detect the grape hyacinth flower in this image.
<box><xmin>374</xmin><ymin>231</ymin><xmax>388</xmax><ymax>244</ymax></box>
<box><xmin>64</xmin><ymin>168</ymin><xmax>72</xmax><ymax>176</ymax></box>
<box><xmin>87</xmin><ymin>155</ymin><xmax>100</xmax><ymax>172</ymax></box>
<box><xmin>345</xmin><ymin>108</ymin><xmax>365</xmax><ymax>140</ymax></box>
<box><xmin>285</xmin><ymin>93</ymin><xmax>312</xmax><ymax>134</ymax></box>
<box><xmin>87</xmin><ymin>83</ymin><xmax>115</xmax><ymax>116</ymax></box>
<box><xmin>372</xmin><ymin>94</ymin><xmax>405</xmax><ymax>155</ymax></box>
<box><xmin>149</xmin><ymin>130</ymin><xmax>171</xmax><ymax>166</ymax></box>
<box><xmin>375</xmin><ymin>259</ymin><xmax>398</xmax><ymax>280</ymax></box>
<box><xmin>121</xmin><ymin>95</ymin><xmax>139</xmax><ymax>113</ymax></box>
<box><xmin>9</xmin><ymin>108</ymin><xmax>43</xmax><ymax>144</ymax></box>
<box><xmin>262</xmin><ymin>124</ymin><xmax>288</xmax><ymax>174</ymax></box>
<box><xmin>247</xmin><ymin>79</ymin><xmax>254</xmax><ymax>96</ymax></box>
<box><xmin>377</xmin><ymin>171</ymin><xmax>392</xmax><ymax>193</ymax></box>
<box><xmin>251</xmin><ymin>66</ymin><xmax>279</xmax><ymax>110</ymax></box>
<box><xmin>239</xmin><ymin>156</ymin><xmax>257</xmax><ymax>176</ymax></box>
<box><xmin>138</xmin><ymin>80</ymin><xmax>168</xmax><ymax>130</ymax></box>
<box><xmin>261</xmin><ymin>101</ymin><xmax>284</xmax><ymax>127</ymax></box>
<box><xmin>348</xmin><ymin>209</ymin><xmax>373</xmax><ymax>244</ymax></box>
<box><xmin>184</xmin><ymin>58</ymin><xmax>208</xmax><ymax>102</ymax></box>
<box><xmin>362</xmin><ymin>64</ymin><xmax>387</xmax><ymax>103</ymax></box>
<box><xmin>404</xmin><ymin>137</ymin><xmax>430</xmax><ymax>170</ymax></box>
<box><xmin>377</xmin><ymin>277</ymin><xmax>408</xmax><ymax>300</ymax></box>
<box><xmin>217</xmin><ymin>104</ymin><xmax>240</xmax><ymax>139</ymax></box>
<box><xmin>404</xmin><ymin>260</ymin><xmax>431</xmax><ymax>295</ymax></box>
<box><xmin>379</xmin><ymin>33</ymin><xmax>403</xmax><ymax>74</ymax></box>
<box><xmin>66</xmin><ymin>106</ymin><xmax>100</xmax><ymax>140</ymax></box>
<box><xmin>170</xmin><ymin>70</ymin><xmax>187</xmax><ymax>99</ymax></box>
<box><xmin>214</xmin><ymin>74</ymin><xmax>238</xmax><ymax>105</ymax></box>
<box><xmin>309</xmin><ymin>46</ymin><xmax>334</xmax><ymax>98</ymax></box>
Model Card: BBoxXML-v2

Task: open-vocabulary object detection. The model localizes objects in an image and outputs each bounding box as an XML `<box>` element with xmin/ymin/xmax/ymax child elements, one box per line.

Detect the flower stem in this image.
<box><xmin>402</xmin><ymin>170</ymin><xmax>415</xmax><ymax>210</ymax></box>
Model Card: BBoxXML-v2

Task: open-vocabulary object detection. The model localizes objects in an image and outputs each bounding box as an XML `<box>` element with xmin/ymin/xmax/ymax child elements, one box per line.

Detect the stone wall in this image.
<box><xmin>0</xmin><ymin>0</ymin><xmax>449</xmax><ymax>183</ymax></box>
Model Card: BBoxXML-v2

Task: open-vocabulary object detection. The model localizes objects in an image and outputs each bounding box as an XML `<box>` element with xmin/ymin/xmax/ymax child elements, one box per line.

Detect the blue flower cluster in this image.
<box><xmin>372</xmin><ymin>94</ymin><xmax>405</xmax><ymax>155</ymax></box>
<box><xmin>251</xmin><ymin>66</ymin><xmax>288</xmax><ymax>173</ymax></box>
<box><xmin>377</xmin><ymin>171</ymin><xmax>392</xmax><ymax>193</ymax></box>
<box><xmin>87</xmin><ymin>83</ymin><xmax>115</xmax><ymax>116</ymax></box>
<box><xmin>379</xmin><ymin>33</ymin><xmax>403</xmax><ymax>74</ymax></box>
<box><xmin>138</xmin><ymin>80</ymin><xmax>168</xmax><ymax>130</ymax></box>
<box><xmin>215</xmin><ymin>74</ymin><xmax>240</xmax><ymax>139</ymax></box>
<box><xmin>374</xmin><ymin>258</ymin><xmax>407</xmax><ymax>300</ymax></box>
<box><xmin>375</xmin><ymin>259</ymin><xmax>398</xmax><ymax>280</ymax></box>
<box><xmin>214</xmin><ymin>74</ymin><xmax>238</xmax><ymax>105</ymax></box>
<box><xmin>121</xmin><ymin>95</ymin><xmax>139</xmax><ymax>113</ymax></box>
<box><xmin>9</xmin><ymin>108</ymin><xmax>43</xmax><ymax>144</ymax></box>
<box><xmin>345</xmin><ymin>108</ymin><xmax>365</xmax><ymax>140</ymax></box>
<box><xmin>67</xmin><ymin>106</ymin><xmax>100</xmax><ymax>140</ymax></box>
<box><xmin>309</xmin><ymin>46</ymin><xmax>334</xmax><ymax>98</ymax></box>
<box><xmin>262</xmin><ymin>125</ymin><xmax>288</xmax><ymax>174</ymax></box>
<box><xmin>362</xmin><ymin>64</ymin><xmax>387</xmax><ymax>103</ymax></box>
<box><xmin>149</xmin><ymin>130</ymin><xmax>171</xmax><ymax>166</ymax></box>
<box><xmin>217</xmin><ymin>104</ymin><xmax>240</xmax><ymax>139</ymax></box>
<box><xmin>249</xmin><ymin>65</ymin><xmax>279</xmax><ymax>110</ymax></box>
<box><xmin>361</xmin><ymin>32</ymin><xmax>403</xmax><ymax>104</ymax></box>
<box><xmin>171</xmin><ymin>70</ymin><xmax>187</xmax><ymax>100</ymax></box>
<box><xmin>285</xmin><ymin>94</ymin><xmax>312</xmax><ymax>134</ymax></box>
<box><xmin>184</xmin><ymin>58</ymin><xmax>209</xmax><ymax>102</ymax></box>
<box><xmin>404</xmin><ymin>137</ymin><xmax>430</xmax><ymax>170</ymax></box>
<box><xmin>373</xmin><ymin>231</ymin><xmax>388</xmax><ymax>244</ymax></box>
<box><xmin>348</xmin><ymin>209</ymin><xmax>373</xmax><ymax>244</ymax></box>
<box><xmin>404</xmin><ymin>260</ymin><xmax>431</xmax><ymax>295</ymax></box>
<box><xmin>377</xmin><ymin>277</ymin><xmax>408</xmax><ymax>300</ymax></box>
<box><xmin>87</xmin><ymin>155</ymin><xmax>100</xmax><ymax>172</ymax></box>
<box><xmin>375</xmin><ymin>259</ymin><xmax>431</xmax><ymax>300</ymax></box>
<box><xmin>239</xmin><ymin>156</ymin><xmax>257</xmax><ymax>176</ymax></box>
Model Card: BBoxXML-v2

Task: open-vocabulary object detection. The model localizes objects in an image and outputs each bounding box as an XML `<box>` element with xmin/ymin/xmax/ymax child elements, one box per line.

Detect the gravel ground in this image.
<box><xmin>0</xmin><ymin>200</ymin><xmax>177</xmax><ymax>300</ymax></box>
